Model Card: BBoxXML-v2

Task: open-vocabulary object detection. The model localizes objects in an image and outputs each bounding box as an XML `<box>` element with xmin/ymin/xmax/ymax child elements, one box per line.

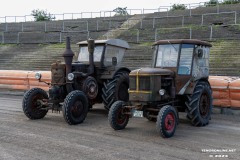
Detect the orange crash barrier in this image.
<box><xmin>0</xmin><ymin>70</ymin><xmax>50</xmax><ymax>91</ymax></box>
<box><xmin>209</xmin><ymin>76</ymin><xmax>240</xmax><ymax>108</ymax></box>
<box><xmin>0</xmin><ymin>70</ymin><xmax>240</xmax><ymax>108</ymax></box>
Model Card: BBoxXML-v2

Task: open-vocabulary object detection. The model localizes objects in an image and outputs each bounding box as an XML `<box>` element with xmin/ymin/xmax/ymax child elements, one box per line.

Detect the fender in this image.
<box><xmin>181</xmin><ymin>78</ymin><xmax>209</xmax><ymax>95</ymax></box>
<box><xmin>100</xmin><ymin>67</ymin><xmax>130</xmax><ymax>79</ymax></box>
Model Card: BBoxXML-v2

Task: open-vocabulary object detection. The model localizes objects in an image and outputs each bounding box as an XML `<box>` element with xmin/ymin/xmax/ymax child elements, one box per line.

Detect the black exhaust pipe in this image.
<box><xmin>62</xmin><ymin>37</ymin><xmax>74</xmax><ymax>78</ymax></box>
<box><xmin>87</xmin><ymin>39</ymin><xmax>95</xmax><ymax>75</ymax></box>
<box><xmin>63</xmin><ymin>37</ymin><xmax>74</xmax><ymax>93</ymax></box>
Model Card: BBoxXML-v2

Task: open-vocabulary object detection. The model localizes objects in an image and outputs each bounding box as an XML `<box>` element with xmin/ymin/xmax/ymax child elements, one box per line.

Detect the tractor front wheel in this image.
<box><xmin>156</xmin><ymin>105</ymin><xmax>178</xmax><ymax>138</ymax></box>
<box><xmin>63</xmin><ymin>90</ymin><xmax>88</xmax><ymax>125</ymax></box>
<box><xmin>108</xmin><ymin>101</ymin><xmax>129</xmax><ymax>130</ymax></box>
<box><xmin>22</xmin><ymin>88</ymin><xmax>48</xmax><ymax>119</ymax></box>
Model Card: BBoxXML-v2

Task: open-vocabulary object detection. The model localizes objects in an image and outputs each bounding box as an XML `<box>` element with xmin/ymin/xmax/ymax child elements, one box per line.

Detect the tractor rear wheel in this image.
<box><xmin>63</xmin><ymin>90</ymin><xmax>88</xmax><ymax>125</ymax></box>
<box><xmin>102</xmin><ymin>72</ymin><xmax>129</xmax><ymax>110</ymax></box>
<box><xmin>108</xmin><ymin>100</ymin><xmax>129</xmax><ymax>130</ymax></box>
<box><xmin>156</xmin><ymin>105</ymin><xmax>177</xmax><ymax>138</ymax></box>
<box><xmin>22</xmin><ymin>88</ymin><xmax>48</xmax><ymax>119</ymax></box>
<box><xmin>185</xmin><ymin>81</ymin><xmax>212</xmax><ymax>126</ymax></box>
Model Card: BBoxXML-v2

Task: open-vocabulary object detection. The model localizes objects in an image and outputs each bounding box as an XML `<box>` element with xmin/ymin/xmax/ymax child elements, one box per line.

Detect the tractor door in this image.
<box><xmin>175</xmin><ymin>44</ymin><xmax>194</xmax><ymax>94</ymax></box>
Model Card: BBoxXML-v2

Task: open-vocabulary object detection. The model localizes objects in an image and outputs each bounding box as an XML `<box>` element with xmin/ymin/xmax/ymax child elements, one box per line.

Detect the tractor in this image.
<box><xmin>108</xmin><ymin>39</ymin><xmax>212</xmax><ymax>138</ymax></box>
<box><xmin>22</xmin><ymin>37</ymin><xmax>130</xmax><ymax>125</ymax></box>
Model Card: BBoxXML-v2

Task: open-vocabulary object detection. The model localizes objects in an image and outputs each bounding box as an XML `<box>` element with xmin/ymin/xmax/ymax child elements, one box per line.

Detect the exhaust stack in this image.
<box><xmin>62</xmin><ymin>37</ymin><xmax>74</xmax><ymax>78</ymax></box>
<box><xmin>87</xmin><ymin>39</ymin><xmax>95</xmax><ymax>75</ymax></box>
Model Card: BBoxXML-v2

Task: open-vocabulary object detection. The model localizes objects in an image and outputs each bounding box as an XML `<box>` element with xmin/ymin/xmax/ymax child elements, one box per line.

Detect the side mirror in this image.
<box><xmin>112</xmin><ymin>57</ymin><xmax>117</xmax><ymax>66</ymax></box>
<box><xmin>196</xmin><ymin>49</ymin><xmax>203</xmax><ymax>58</ymax></box>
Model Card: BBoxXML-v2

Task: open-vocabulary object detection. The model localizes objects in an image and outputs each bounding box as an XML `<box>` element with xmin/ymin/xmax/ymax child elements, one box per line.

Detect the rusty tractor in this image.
<box><xmin>108</xmin><ymin>39</ymin><xmax>213</xmax><ymax>138</ymax></box>
<box><xmin>22</xmin><ymin>37</ymin><xmax>130</xmax><ymax>125</ymax></box>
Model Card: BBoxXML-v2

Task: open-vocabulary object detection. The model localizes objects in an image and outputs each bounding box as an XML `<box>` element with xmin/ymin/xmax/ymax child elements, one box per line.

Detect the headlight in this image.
<box><xmin>67</xmin><ymin>73</ymin><xmax>74</xmax><ymax>81</ymax></box>
<box><xmin>159</xmin><ymin>89</ymin><xmax>165</xmax><ymax>96</ymax></box>
<box><xmin>35</xmin><ymin>72</ymin><xmax>42</xmax><ymax>80</ymax></box>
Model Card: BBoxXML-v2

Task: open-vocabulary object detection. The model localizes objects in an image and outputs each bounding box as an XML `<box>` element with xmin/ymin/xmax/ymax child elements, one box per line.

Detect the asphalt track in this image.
<box><xmin>0</xmin><ymin>94</ymin><xmax>239</xmax><ymax>160</ymax></box>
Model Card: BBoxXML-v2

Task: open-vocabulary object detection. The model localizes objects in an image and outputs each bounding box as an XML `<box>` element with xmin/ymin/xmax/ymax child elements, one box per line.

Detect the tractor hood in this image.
<box><xmin>129</xmin><ymin>68</ymin><xmax>174</xmax><ymax>76</ymax></box>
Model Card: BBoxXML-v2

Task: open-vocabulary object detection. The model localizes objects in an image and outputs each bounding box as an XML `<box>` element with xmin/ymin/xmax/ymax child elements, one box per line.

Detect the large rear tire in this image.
<box><xmin>156</xmin><ymin>105</ymin><xmax>177</xmax><ymax>138</ymax></box>
<box><xmin>63</xmin><ymin>90</ymin><xmax>88</xmax><ymax>125</ymax></box>
<box><xmin>108</xmin><ymin>101</ymin><xmax>129</xmax><ymax>130</ymax></box>
<box><xmin>102</xmin><ymin>72</ymin><xmax>129</xmax><ymax>110</ymax></box>
<box><xmin>185</xmin><ymin>81</ymin><xmax>212</xmax><ymax>126</ymax></box>
<box><xmin>22</xmin><ymin>88</ymin><xmax>48</xmax><ymax>119</ymax></box>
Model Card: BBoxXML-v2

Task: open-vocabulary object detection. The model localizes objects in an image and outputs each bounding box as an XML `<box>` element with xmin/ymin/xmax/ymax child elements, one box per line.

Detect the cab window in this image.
<box><xmin>178</xmin><ymin>44</ymin><xmax>194</xmax><ymax>75</ymax></box>
<box><xmin>156</xmin><ymin>44</ymin><xmax>180</xmax><ymax>67</ymax></box>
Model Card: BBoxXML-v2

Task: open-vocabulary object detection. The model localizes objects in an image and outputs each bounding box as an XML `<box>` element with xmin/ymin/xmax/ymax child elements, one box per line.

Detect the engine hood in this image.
<box><xmin>129</xmin><ymin>68</ymin><xmax>174</xmax><ymax>76</ymax></box>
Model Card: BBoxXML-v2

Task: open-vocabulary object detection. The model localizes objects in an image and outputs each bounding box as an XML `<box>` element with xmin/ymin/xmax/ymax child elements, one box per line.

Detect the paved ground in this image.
<box><xmin>0</xmin><ymin>94</ymin><xmax>239</xmax><ymax>160</ymax></box>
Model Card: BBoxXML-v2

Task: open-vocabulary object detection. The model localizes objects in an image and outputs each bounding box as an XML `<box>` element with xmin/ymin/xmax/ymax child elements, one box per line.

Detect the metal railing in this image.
<box><xmin>0</xmin><ymin>1</ymin><xmax>233</xmax><ymax>23</ymax></box>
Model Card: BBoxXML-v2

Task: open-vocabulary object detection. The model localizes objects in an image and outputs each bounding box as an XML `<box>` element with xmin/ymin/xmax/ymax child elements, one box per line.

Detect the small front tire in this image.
<box><xmin>156</xmin><ymin>105</ymin><xmax>178</xmax><ymax>138</ymax></box>
<box><xmin>63</xmin><ymin>90</ymin><xmax>88</xmax><ymax>125</ymax></box>
<box><xmin>108</xmin><ymin>101</ymin><xmax>129</xmax><ymax>130</ymax></box>
<box><xmin>22</xmin><ymin>88</ymin><xmax>48</xmax><ymax>120</ymax></box>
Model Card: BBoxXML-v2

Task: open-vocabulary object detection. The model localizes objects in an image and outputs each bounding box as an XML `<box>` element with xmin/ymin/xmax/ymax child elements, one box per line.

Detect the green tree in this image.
<box><xmin>113</xmin><ymin>7</ymin><xmax>129</xmax><ymax>16</ymax></box>
<box><xmin>222</xmin><ymin>0</ymin><xmax>240</xmax><ymax>4</ymax></box>
<box><xmin>170</xmin><ymin>4</ymin><xmax>187</xmax><ymax>11</ymax></box>
<box><xmin>31</xmin><ymin>9</ymin><xmax>55</xmax><ymax>21</ymax></box>
<box><xmin>204</xmin><ymin>0</ymin><xmax>219</xmax><ymax>7</ymax></box>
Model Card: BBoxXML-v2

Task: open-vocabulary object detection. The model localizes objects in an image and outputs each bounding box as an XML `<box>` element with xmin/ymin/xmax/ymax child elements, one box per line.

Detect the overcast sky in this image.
<box><xmin>0</xmin><ymin>0</ymin><xmax>209</xmax><ymax>17</ymax></box>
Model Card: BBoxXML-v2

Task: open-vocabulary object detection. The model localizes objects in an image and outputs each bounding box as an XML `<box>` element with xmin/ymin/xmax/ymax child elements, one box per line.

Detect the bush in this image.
<box><xmin>31</xmin><ymin>9</ymin><xmax>55</xmax><ymax>21</ymax></box>
<box><xmin>113</xmin><ymin>7</ymin><xmax>129</xmax><ymax>16</ymax></box>
<box><xmin>222</xmin><ymin>0</ymin><xmax>240</xmax><ymax>4</ymax></box>
<box><xmin>170</xmin><ymin>4</ymin><xmax>187</xmax><ymax>11</ymax></box>
<box><xmin>204</xmin><ymin>0</ymin><xmax>219</xmax><ymax>7</ymax></box>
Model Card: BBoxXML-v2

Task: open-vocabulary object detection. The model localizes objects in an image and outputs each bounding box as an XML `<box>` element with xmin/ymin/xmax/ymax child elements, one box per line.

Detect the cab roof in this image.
<box><xmin>153</xmin><ymin>39</ymin><xmax>212</xmax><ymax>47</ymax></box>
<box><xmin>77</xmin><ymin>39</ymin><xmax>130</xmax><ymax>49</ymax></box>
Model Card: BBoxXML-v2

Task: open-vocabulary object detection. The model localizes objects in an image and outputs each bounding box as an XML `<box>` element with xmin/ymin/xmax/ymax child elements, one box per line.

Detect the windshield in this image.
<box><xmin>78</xmin><ymin>45</ymin><xmax>104</xmax><ymax>62</ymax></box>
<box><xmin>155</xmin><ymin>44</ymin><xmax>180</xmax><ymax>67</ymax></box>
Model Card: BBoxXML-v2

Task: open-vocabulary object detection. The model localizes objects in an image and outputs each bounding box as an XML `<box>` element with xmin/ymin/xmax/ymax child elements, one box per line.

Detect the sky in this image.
<box><xmin>0</xmin><ymin>0</ymin><xmax>208</xmax><ymax>18</ymax></box>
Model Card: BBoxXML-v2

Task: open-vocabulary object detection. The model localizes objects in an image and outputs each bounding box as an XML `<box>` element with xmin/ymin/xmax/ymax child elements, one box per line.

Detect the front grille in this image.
<box><xmin>129</xmin><ymin>76</ymin><xmax>150</xmax><ymax>91</ymax></box>
<box><xmin>51</xmin><ymin>63</ymin><xmax>66</xmax><ymax>84</ymax></box>
<box><xmin>129</xmin><ymin>76</ymin><xmax>136</xmax><ymax>90</ymax></box>
<box><xmin>139</xmin><ymin>77</ymin><xmax>150</xmax><ymax>91</ymax></box>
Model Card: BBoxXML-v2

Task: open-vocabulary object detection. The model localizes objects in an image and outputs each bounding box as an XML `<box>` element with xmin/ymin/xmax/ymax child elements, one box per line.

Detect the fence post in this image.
<box><xmin>153</xmin><ymin>18</ymin><xmax>155</xmax><ymax>29</ymax></box>
<box><xmin>87</xmin><ymin>31</ymin><xmax>90</xmax><ymax>39</ymax></box>
<box><xmin>235</xmin><ymin>11</ymin><xmax>237</xmax><ymax>24</ymax></box>
<box><xmin>17</xmin><ymin>32</ymin><xmax>20</xmax><ymax>44</ymax></box>
<box><xmin>22</xmin><ymin>22</ymin><xmax>24</xmax><ymax>32</ymax></box>
<box><xmin>189</xmin><ymin>27</ymin><xmax>192</xmax><ymax>39</ymax></box>
<box><xmin>182</xmin><ymin>16</ymin><xmax>185</xmax><ymax>27</ymax></box>
<box><xmin>137</xmin><ymin>29</ymin><xmax>139</xmax><ymax>43</ymax></box>
<box><xmin>86</xmin><ymin>21</ymin><xmax>89</xmax><ymax>31</ymax></box>
<box><xmin>2</xmin><ymin>32</ymin><xmax>4</xmax><ymax>44</ymax></box>
<box><xmin>189</xmin><ymin>5</ymin><xmax>192</xmax><ymax>16</ymax></box>
<box><xmin>5</xmin><ymin>22</ymin><xmax>7</xmax><ymax>32</ymax></box>
<box><xmin>60</xmin><ymin>32</ymin><xmax>62</xmax><ymax>43</ymax></box>
<box><xmin>155</xmin><ymin>29</ymin><xmax>157</xmax><ymax>41</ymax></box>
<box><xmin>140</xmin><ymin>19</ymin><xmax>143</xmax><ymax>29</ymax></box>
<box><xmin>45</xmin><ymin>22</ymin><xmax>47</xmax><ymax>32</ymax></box>
<box><xmin>97</xmin><ymin>20</ymin><xmax>99</xmax><ymax>31</ymax></box>
<box><xmin>210</xmin><ymin>25</ymin><xmax>213</xmax><ymax>40</ymax></box>
<box><xmin>109</xmin><ymin>20</ymin><xmax>112</xmax><ymax>29</ymax></box>
<box><xmin>63</xmin><ymin>22</ymin><xmax>65</xmax><ymax>31</ymax></box>
<box><xmin>201</xmin><ymin>14</ymin><xmax>204</xmax><ymax>25</ymax></box>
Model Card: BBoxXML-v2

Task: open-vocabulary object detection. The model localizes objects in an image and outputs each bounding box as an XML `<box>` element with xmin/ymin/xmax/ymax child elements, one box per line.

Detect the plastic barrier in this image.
<box><xmin>0</xmin><ymin>70</ymin><xmax>50</xmax><ymax>91</ymax></box>
<box><xmin>209</xmin><ymin>76</ymin><xmax>232</xmax><ymax>107</ymax></box>
<box><xmin>229</xmin><ymin>78</ymin><xmax>240</xmax><ymax>108</ymax></box>
<box><xmin>209</xmin><ymin>76</ymin><xmax>240</xmax><ymax>108</ymax></box>
<box><xmin>0</xmin><ymin>70</ymin><xmax>239</xmax><ymax>108</ymax></box>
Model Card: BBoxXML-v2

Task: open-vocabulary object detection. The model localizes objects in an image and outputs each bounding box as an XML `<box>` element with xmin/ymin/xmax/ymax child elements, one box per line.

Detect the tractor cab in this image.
<box><xmin>152</xmin><ymin>39</ymin><xmax>212</xmax><ymax>94</ymax></box>
<box><xmin>109</xmin><ymin>39</ymin><xmax>213</xmax><ymax>138</ymax></box>
<box><xmin>76</xmin><ymin>39</ymin><xmax>129</xmax><ymax>68</ymax></box>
